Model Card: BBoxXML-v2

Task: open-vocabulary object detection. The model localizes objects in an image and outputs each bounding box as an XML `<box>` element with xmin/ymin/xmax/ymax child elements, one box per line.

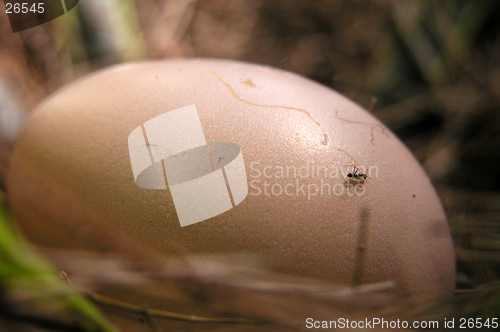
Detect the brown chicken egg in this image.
<box><xmin>6</xmin><ymin>59</ymin><xmax>455</xmax><ymax>318</ymax></box>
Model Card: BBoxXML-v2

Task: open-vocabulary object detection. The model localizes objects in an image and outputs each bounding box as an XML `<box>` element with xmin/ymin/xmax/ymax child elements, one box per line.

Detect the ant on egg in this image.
<box><xmin>346</xmin><ymin>165</ymin><xmax>370</xmax><ymax>182</ymax></box>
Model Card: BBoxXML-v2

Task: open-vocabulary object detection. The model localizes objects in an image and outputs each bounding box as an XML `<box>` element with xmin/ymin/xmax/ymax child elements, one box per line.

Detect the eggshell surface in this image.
<box><xmin>6</xmin><ymin>59</ymin><xmax>455</xmax><ymax>305</ymax></box>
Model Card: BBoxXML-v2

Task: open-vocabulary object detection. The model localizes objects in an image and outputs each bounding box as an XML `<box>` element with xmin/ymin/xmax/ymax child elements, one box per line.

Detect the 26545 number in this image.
<box><xmin>6</xmin><ymin>2</ymin><xmax>44</xmax><ymax>14</ymax></box>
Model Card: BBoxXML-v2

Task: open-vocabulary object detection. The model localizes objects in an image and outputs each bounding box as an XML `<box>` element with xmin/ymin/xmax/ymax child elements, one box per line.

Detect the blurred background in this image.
<box><xmin>1</xmin><ymin>0</ymin><xmax>500</xmax><ymax>331</ymax></box>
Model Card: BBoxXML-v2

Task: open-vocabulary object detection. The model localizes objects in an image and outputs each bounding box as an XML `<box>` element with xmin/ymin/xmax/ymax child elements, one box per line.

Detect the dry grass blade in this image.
<box><xmin>36</xmin><ymin>238</ymin><xmax>456</xmax><ymax>331</ymax></box>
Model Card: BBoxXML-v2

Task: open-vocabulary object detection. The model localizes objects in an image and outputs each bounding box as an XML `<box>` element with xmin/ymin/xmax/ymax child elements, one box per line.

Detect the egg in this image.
<box><xmin>6</xmin><ymin>59</ymin><xmax>455</xmax><ymax>315</ymax></box>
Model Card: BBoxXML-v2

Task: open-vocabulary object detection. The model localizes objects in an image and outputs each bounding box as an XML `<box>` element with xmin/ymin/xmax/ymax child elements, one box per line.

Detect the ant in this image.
<box><xmin>346</xmin><ymin>165</ymin><xmax>370</xmax><ymax>181</ymax></box>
